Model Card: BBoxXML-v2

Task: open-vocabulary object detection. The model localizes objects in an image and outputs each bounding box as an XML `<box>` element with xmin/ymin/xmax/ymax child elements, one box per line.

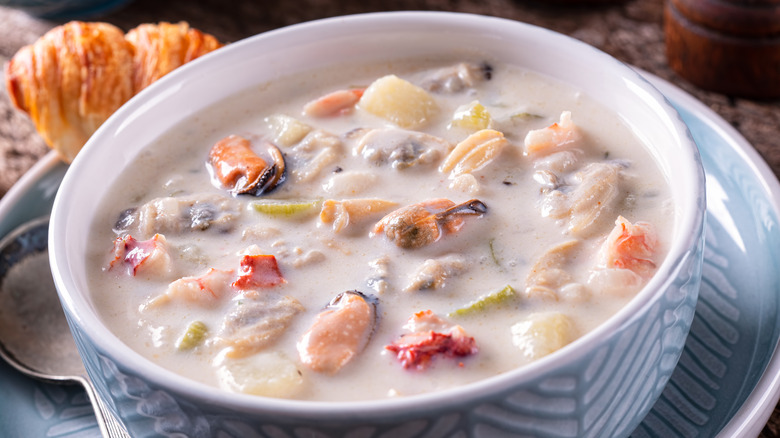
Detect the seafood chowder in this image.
<box><xmin>88</xmin><ymin>57</ymin><xmax>672</xmax><ymax>401</ymax></box>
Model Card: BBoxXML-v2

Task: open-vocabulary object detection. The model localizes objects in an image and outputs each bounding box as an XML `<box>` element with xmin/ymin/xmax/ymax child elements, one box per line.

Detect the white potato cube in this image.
<box><xmin>359</xmin><ymin>75</ymin><xmax>438</xmax><ymax>128</ymax></box>
<box><xmin>265</xmin><ymin>114</ymin><xmax>312</xmax><ymax>147</ymax></box>
<box><xmin>216</xmin><ymin>351</ymin><xmax>304</xmax><ymax>398</ymax></box>
<box><xmin>511</xmin><ymin>312</ymin><xmax>576</xmax><ymax>360</ymax></box>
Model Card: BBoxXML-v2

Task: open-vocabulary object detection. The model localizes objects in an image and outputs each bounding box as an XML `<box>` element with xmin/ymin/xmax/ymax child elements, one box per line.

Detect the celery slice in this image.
<box><xmin>449</xmin><ymin>285</ymin><xmax>517</xmax><ymax>317</ymax></box>
<box><xmin>451</xmin><ymin>101</ymin><xmax>491</xmax><ymax>131</ymax></box>
<box><xmin>177</xmin><ymin>321</ymin><xmax>208</xmax><ymax>351</ymax></box>
<box><xmin>510</xmin><ymin>112</ymin><xmax>543</xmax><ymax>122</ymax></box>
<box><xmin>251</xmin><ymin>200</ymin><xmax>321</xmax><ymax>217</ymax></box>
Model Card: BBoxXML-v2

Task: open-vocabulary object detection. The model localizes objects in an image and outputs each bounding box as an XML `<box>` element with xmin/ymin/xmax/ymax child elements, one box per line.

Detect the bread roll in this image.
<box><xmin>5</xmin><ymin>21</ymin><xmax>222</xmax><ymax>163</ymax></box>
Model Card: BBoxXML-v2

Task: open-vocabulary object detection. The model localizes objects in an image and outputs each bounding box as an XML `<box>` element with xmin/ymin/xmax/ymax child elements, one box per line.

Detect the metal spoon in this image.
<box><xmin>0</xmin><ymin>216</ymin><xmax>130</xmax><ymax>438</ymax></box>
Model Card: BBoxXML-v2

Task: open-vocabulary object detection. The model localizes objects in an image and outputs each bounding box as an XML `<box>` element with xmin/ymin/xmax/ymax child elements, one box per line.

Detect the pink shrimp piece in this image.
<box><xmin>232</xmin><ymin>254</ymin><xmax>286</xmax><ymax>289</ymax></box>
<box><xmin>598</xmin><ymin>216</ymin><xmax>658</xmax><ymax>278</ymax></box>
<box><xmin>523</xmin><ymin>111</ymin><xmax>582</xmax><ymax>157</ymax></box>
<box><xmin>109</xmin><ymin>234</ymin><xmax>171</xmax><ymax>277</ymax></box>
<box><xmin>145</xmin><ymin>268</ymin><xmax>235</xmax><ymax>309</ymax></box>
<box><xmin>385</xmin><ymin>310</ymin><xmax>478</xmax><ymax>370</ymax></box>
<box><xmin>302</xmin><ymin>88</ymin><xmax>365</xmax><ymax>117</ymax></box>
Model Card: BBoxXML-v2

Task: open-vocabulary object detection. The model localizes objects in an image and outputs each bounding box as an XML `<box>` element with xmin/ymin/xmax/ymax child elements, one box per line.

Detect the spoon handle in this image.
<box><xmin>80</xmin><ymin>376</ymin><xmax>131</xmax><ymax>438</ymax></box>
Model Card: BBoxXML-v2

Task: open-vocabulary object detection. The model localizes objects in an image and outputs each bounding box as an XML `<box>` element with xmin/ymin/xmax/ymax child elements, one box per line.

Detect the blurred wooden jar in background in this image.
<box><xmin>665</xmin><ymin>0</ymin><xmax>780</xmax><ymax>99</ymax></box>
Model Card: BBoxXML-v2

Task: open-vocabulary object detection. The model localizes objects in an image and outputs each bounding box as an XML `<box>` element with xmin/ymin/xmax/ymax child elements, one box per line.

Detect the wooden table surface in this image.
<box><xmin>1</xmin><ymin>0</ymin><xmax>779</xmax><ymax>436</ymax></box>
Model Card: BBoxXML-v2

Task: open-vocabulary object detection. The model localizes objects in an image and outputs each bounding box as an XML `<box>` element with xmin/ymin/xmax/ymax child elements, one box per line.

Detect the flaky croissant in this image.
<box><xmin>5</xmin><ymin>21</ymin><xmax>222</xmax><ymax>163</ymax></box>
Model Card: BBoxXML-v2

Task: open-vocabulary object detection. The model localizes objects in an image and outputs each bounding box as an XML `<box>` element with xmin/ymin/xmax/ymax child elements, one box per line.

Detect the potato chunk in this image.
<box><xmin>511</xmin><ymin>312</ymin><xmax>577</xmax><ymax>360</ymax></box>
<box><xmin>265</xmin><ymin>114</ymin><xmax>312</xmax><ymax>147</ymax></box>
<box><xmin>359</xmin><ymin>75</ymin><xmax>438</xmax><ymax>128</ymax></box>
<box><xmin>216</xmin><ymin>352</ymin><xmax>303</xmax><ymax>398</ymax></box>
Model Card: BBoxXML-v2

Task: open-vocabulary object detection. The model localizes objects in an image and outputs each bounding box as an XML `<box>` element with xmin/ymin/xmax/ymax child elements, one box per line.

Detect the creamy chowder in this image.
<box><xmin>87</xmin><ymin>56</ymin><xmax>673</xmax><ymax>401</ymax></box>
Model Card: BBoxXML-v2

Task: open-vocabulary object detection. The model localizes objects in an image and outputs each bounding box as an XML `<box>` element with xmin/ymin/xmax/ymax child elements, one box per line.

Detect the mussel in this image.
<box><xmin>373</xmin><ymin>198</ymin><xmax>488</xmax><ymax>249</ymax></box>
<box><xmin>297</xmin><ymin>290</ymin><xmax>378</xmax><ymax>374</ymax></box>
<box><xmin>208</xmin><ymin>134</ymin><xmax>286</xmax><ymax>196</ymax></box>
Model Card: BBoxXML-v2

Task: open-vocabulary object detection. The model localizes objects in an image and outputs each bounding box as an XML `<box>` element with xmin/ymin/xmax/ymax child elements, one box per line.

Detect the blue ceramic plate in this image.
<box><xmin>0</xmin><ymin>75</ymin><xmax>778</xmax><ymax>438</ymax></box>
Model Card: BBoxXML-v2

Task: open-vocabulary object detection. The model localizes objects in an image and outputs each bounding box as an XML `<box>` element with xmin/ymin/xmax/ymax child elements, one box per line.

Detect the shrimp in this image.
<box><xmin>232</xmin><ymin>254</ymin><xmax>286</xmax><ymax>289</ymax></box>
<box><xmin>385</xmin><ymin>310</ymin><xmax>478</xmax><ymax>370</ymax></box>
<box><xmin>523</xmin><ymin>111</ymin><xmax>582</xmax><ymax>157</ymax></box>
<box><xmin>302</xmin><ymin>88</ymin><xmax>365</xmax><ymax>117</ymax></box>
<box><xmin>372</xmin><ymin>198</ymin><xmax>487</xmax><ymax>249</ymax></box>
<box><xmin>144</xmin><ymin>268</ymin><xmax>235</xmax><ymax>310</ymax></box>
<box><xmin>208</xmin><ymin>134</ymin><xmax>286</xmax><ymax>196</ymax></box>
<box><xmin>109</xmin><ymin>234</ymin><xmax>172</xmax><ymax>277</ymax></box>
<box><xmin>597</xmin><ymin>216</ymin><xmax>658</xmax><ymax>278</ymax></box>
<box><xmin>297</xmin><ymin>291</ymin><xmax>377</xmax><ymax>374</ymax></box>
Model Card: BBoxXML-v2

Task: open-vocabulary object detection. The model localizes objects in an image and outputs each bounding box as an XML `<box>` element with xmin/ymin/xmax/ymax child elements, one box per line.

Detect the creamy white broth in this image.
<box><xmin>87</xmin><ymin>56</ymin><xmax>673</xmax><ymax>401</ymax></box>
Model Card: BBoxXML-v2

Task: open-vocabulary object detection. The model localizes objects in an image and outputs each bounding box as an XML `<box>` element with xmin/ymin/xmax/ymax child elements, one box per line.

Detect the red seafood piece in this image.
<box><xmin>598</xmin><ymin>216</ymin><xmax>658</xmax><ymax>278</ymax></box>
<box><xmin>232</xmin><ymin>254</ymin><xmax>286</xmax><ymax>289</ymax></box>
<box><xmin>303</xmin><ymin>88</ymin><xmax>365</xmax><ymax>117</ymax></box>
<box><xmin>386</xmin><ymin>311</ymin><xmax>478</xmax><ymax>370</ymax></box>
<box><xmin>109</xmin><ymin>234</ymin><xmax>170</xmax><ymax>276</ymax></box>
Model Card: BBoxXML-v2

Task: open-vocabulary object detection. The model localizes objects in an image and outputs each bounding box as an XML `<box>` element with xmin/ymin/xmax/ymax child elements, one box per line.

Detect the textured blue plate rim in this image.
<box><xmin>645</xmin><ymin>73</ymin><xmax>780</xmax><ymax>438</ymax></box>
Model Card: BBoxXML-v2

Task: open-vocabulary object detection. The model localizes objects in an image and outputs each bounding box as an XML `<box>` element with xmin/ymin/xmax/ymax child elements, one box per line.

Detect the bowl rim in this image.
<box><xmin>49</xmin><ymin>10</ymin><xmax>705</xmax><ymax>417</ymax></box>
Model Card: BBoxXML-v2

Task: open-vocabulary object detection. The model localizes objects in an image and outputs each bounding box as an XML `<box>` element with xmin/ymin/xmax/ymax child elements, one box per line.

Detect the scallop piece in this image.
<box><xmin>356</xmin><ymin>128</ymin><xmax>451</xmax><ymax>170</ymax></box>
<box><xmin>219</xmin><ymin>293</ymin><xmax>304</xmax><ymax>358</ymax></box>
<box><xmin>208</xmin><ymin>134</ymin><xmax>286</xmax><ymax>196</ymax></box>
<box><xmin>297</xmin><ymin>291</ymin><xmax>378</xmax><ymax>374</ymax></box>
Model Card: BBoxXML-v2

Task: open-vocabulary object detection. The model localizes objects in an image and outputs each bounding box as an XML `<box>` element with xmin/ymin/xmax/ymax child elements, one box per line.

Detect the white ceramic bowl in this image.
<box><xmin>49</xmin><ymin>11</ymin><xmax>705</xmax><ymax>437</ymax></box>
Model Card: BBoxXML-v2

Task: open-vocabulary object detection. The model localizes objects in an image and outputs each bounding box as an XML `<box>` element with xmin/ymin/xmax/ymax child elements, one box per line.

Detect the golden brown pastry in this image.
<box><xmin>5</xmin><ymin>21</ymin><xmax>222</xmax><ymax>163</ymax></box>
<box><xmin>125</xmin><ymin>22</ymin><xmax>222</xmax><ymax>93</ymax></box>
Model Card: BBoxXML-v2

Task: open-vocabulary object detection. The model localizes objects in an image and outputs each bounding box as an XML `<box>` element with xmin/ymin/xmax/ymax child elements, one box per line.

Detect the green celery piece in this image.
<box><xmin>176</xmin><ymin>321</ymin><xmax>208</xmax><ymax>351</ymax></box>
<box><xmin>252</xmin><ymin>199</ymin><xmax>321</xmax><ymax>217</ymax></box>
<box><xmin>449</xmin><ymin>285</ymin><xmax>517</xmax><ymax>317</ymax></box>
<box><xmin>511</xmin><ymin>112</ymin><xmax>543</xmax><ymax>121</ymax></box>
<box><xmin>452</xmin><ymin>101</ymin><xmax>491</xmax><ymax>131</ymax></box>
<box><xmin>489</xmin><ymin>238</ymin><xmax>501</xmax><ymax>267</ymax></box>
